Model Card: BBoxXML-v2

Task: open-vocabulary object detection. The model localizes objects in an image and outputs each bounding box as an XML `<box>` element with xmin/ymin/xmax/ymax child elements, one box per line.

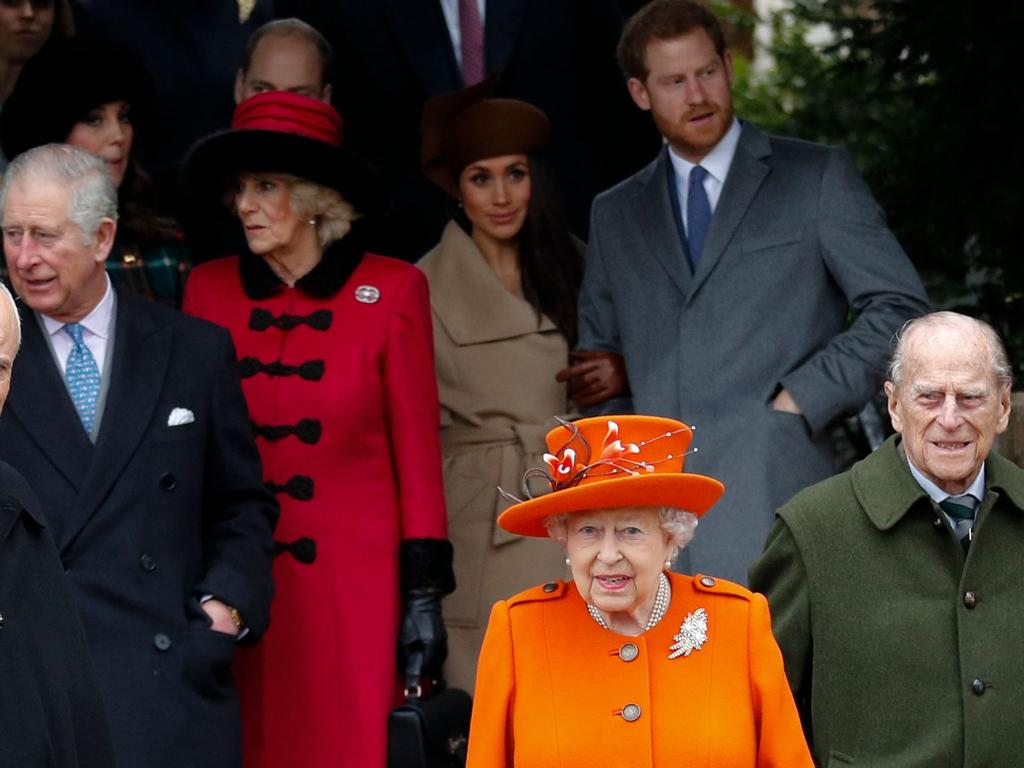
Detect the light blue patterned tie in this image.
<box><xmin>686</xmin><ymin>165</ymin><xmax>712</xmax><ymax>268</ymax></box>
<box><xmin>65</xmin><ymin>323</ymin><xmax>101</xmax><ymax>433</ymax></box>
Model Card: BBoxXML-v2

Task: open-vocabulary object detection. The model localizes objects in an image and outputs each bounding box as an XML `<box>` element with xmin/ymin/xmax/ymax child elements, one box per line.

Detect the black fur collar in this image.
<box><xmin>239</xmin><ymin>229</ymin><xmax>366</xmax><ymax>300</ymax></box>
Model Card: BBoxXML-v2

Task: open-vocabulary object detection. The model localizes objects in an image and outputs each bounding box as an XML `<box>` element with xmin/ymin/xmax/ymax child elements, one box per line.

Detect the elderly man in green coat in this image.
<box><xmin>750</xmin><ymin>311</ymin><xmax>1020</xmax><ymax>767</ymax></box>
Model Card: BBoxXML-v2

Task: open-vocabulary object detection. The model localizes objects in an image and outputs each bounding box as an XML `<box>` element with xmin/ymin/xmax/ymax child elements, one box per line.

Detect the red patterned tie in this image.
<box><xmin>459</xmin><ymin>0</ymin><xmax>485</xmax><ymax>85</ymax></box>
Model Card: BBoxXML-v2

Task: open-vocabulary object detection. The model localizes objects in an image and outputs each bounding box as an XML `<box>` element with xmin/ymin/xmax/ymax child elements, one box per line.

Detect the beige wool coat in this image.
<box><xmin>419</xmin><ymin>222</ymin><xmax>570</xmax><ymax>692</ymax></box>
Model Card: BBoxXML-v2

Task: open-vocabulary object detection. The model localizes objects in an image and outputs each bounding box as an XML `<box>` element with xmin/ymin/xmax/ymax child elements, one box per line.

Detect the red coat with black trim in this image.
<box><xmin>184</xmin><ymin>241</ymin><xmax>448</xmax><ymax>768</ymax></box>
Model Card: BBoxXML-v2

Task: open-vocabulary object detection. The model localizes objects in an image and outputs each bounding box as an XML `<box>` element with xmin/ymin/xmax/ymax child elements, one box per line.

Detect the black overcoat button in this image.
<box><xmin>971</xmin><ymin>678</ymin><xmax>986</xmax><ymax>695</ymax></box>
<box><xmin>140</xmin><ymin>554</ymin><xmax>156</xmax><ymax>572</ymax></box>
<box><xmin>160</xmin><ymin>473</ymin><xmax>176</xmax><ymax>491</ymax></box>
<box><xmin>963</xmin><ymin>591</ymin><xmax>977</xmax><ymax>609</ymax></box>
<box><xmin>153</xmin><ymin>633</ymin><xmax>172</xmax><ymax>651</ymax></box>
<box><xmin>542</xmin><ymin>582</ymin><xmax>557</xmax><ymax>593</ymax></box>
<box><xmin>700</xmin><ymin>576</ymin><xmax>716</xmax><ymax>587</ymax></box>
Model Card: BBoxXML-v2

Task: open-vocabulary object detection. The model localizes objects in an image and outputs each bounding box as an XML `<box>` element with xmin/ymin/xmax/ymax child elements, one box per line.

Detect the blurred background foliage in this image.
<box><xmin>711</xmin><ymin>0</ymin><xmax>1023</xmax><ymax>380</ymax></box>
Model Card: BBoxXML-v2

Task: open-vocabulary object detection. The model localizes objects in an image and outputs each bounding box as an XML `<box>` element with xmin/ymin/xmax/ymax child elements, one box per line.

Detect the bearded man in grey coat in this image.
<box><xmin>563</xmin><ymin>0</ymin><xmax>929</xmax><ymax>583</ymax></box>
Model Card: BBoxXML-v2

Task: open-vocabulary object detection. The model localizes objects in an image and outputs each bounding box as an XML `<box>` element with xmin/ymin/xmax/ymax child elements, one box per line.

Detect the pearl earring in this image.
<box><xmin>664</xmin><ymin>560</ymin><xmax>672</xmax><ymax>569</ymax></box>
<box><xmin>308</xmin><ymin>218</ymin><xmax>316</xmax><ymax>225</ymax></box>
<box><xmin>564</xmin><ymin>557</ymin><xmax>570</xmax><ymax>566</ymax></box>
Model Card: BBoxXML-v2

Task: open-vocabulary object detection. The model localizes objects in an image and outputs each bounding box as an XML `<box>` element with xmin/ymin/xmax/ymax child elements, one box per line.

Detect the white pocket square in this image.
<box><xmin>167</xmin><ymin>407</ymin><xmax>195</xmax><ymax>427</ymax></box>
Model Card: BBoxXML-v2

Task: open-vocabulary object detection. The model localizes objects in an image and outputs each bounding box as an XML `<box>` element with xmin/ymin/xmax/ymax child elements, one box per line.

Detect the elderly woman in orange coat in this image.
<box><xmin>468</xmin><ymin>415</ymin><xmax>813</xmax><ymax>767</ymax></box>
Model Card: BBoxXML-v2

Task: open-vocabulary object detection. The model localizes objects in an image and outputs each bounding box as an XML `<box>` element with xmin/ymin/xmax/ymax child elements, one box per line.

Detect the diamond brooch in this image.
<box><xmin>668</xmin><ymin>607</ymin><xmax>708</xmax><ymax>659</ymax></box>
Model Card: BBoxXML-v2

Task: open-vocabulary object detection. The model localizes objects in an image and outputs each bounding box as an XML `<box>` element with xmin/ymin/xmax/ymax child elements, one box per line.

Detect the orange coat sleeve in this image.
<box><xmin>467</xmin><ymin>600</ymin><xmax>515</xmax><ymax>767</ymax></box>
<box><xmin>749</xmin><ymin>592</ymin><xmax>815</xmax><ymax>767</ymax></box>
<box><xmin>382</xmin><ymin>266</ymin><xmax>448</xmax><ymax>540</ymax></box>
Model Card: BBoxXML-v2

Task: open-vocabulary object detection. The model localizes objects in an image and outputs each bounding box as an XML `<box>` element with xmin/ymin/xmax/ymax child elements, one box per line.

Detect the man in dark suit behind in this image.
<box><xmin>568</xmin><ymin>0</ymin><xmax>930</xmax><ymax>583</ymax></box>
<box><xmin>284</xmin><ymin>0</ymin><xmax>660</xmax><ymax>260</ymax></box>
<box><xmin>0</xmin><ymin>143</ymin><xmax>278</xmax><ymax>768</ymax></box>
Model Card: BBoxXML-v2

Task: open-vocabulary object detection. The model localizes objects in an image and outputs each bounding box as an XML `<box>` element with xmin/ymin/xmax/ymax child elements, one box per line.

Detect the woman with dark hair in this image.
<box><xmin>0</xmin><ymin>36</ymin><xmax>189</xmax><ymax>305</ymax></box>
<box><xmin>418</xmin><ymin>83</ymin><xmax>593</xmax><ymax>691</ymax></box>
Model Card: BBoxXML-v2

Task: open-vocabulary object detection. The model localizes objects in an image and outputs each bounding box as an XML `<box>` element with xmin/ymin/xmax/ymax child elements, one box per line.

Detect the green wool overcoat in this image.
<box><xmin>750</xmin><ymin>435</ymin><xmax>1024</xmax><ymax>767</ymax></box>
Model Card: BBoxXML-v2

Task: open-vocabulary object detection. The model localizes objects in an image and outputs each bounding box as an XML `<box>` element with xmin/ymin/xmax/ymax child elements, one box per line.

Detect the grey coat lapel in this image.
<box><xmin>689</xmin><ymin>123</ymin><xmax>772</xmax><ymax>300</ymax></box>
<box><xmin>61</xmin><ymin>295</ymin><xmax>172</xmax><ymax>551</ymax></box>
<box><xmin>5</xmin><ymin>307</ymin><xmax>93</xmax><ymax>492</ymax></box>
<box><xmin>632</xmin><ymin>148</ymin><xmax>693</xmax><ymax>298</ymax></box>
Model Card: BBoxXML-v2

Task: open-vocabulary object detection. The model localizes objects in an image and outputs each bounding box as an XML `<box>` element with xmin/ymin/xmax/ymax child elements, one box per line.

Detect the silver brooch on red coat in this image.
<box><xmin>354</xmin><ymin>285</ymin><xmax>380</xmax><ymax>304</ymax></box>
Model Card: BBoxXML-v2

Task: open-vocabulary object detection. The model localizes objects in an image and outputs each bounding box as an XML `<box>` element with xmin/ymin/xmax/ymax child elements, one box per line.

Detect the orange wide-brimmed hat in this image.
<box><xmin>497</xmin><ymin>415</ymin><xmax>725</xmax><ymax>538</ymax></box>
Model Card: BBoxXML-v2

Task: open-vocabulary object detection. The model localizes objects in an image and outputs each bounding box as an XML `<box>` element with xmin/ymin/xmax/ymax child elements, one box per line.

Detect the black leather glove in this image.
<box><xmin>397</xmin><ymin>539</ymin><xmax>455</xmax><ymax>681</ymax></box>
<box><xmin>398</xmin><ymin>591</ymin><xmax>447</xmax><ymax>681</ymax></box>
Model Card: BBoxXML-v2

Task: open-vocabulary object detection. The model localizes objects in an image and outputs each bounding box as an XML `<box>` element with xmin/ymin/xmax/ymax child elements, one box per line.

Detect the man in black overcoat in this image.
<box><xmin>0</xmin><ymin>143</ymin><xmax>278</xmax><ymax>768</ymax></box>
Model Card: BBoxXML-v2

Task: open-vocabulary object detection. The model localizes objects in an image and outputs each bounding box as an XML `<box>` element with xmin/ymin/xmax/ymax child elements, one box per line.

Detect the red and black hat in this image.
<box><xmin>183</xmin><ymin>91</ymin><xmax>384</xmax><ymax>215</ymax></box>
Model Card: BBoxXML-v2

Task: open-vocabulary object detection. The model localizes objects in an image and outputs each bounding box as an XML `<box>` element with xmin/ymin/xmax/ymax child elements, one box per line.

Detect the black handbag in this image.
<box><xmin>387</xmin><ymin>675</ymin><xmax>472</xmax><ymax>768</ymax></box>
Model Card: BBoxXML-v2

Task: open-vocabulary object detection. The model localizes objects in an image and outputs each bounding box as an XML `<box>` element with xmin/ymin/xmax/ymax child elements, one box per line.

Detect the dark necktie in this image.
<box><xmin>459</xmin><ymin>0</ymin><xmax>485</xmax><ymax>85</ymax></box>
<box><xmin>687</xmin><ymin>165</ymin><xmax>712</xmax><ymax>267</ymax></box>
<box><xmin>939</xmin><ymin>497</ymin><xmax>976</xmax><ymax>553</ymax></box>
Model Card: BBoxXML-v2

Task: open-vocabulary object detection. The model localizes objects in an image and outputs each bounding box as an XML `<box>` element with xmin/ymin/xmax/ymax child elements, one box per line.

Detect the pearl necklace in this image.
<box><xmin>587</xmin><ymin>572</ymin><xmax>671</xmax><ymax>632</ymax></box>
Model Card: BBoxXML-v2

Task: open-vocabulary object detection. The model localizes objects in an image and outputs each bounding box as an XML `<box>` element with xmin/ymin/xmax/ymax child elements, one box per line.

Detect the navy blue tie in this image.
<box><xmin>687</xmin><ymin>165</ymin><xmax>712</xmax><ymax>267</ymax></box>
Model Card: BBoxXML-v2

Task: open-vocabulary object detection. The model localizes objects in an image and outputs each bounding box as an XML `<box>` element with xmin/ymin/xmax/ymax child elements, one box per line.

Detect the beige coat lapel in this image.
<box><xmin>420</xmin><ymin>222</ymin><xmax>556</xmax><ymax>345</ymax></box>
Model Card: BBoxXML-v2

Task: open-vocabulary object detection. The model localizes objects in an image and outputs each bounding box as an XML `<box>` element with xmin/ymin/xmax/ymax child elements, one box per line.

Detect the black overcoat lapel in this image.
<box><xmin>486</xmin><ymin>0</ymin><xmax>529</xmax><ymax>74</ymax></box>
<box><xmin>6</xmin><ymin>309</ymin><xmax>93</xmax><ymax>495</ymax></box>
<box><xmin>382</xmin><ymin>0</ymin><xmax>462</xmax><ymax>93</ymax></box>
<box><xmin>60</xmin><ymin>296</ymin><xmax>172</xmax><ymax>551</ymax></box>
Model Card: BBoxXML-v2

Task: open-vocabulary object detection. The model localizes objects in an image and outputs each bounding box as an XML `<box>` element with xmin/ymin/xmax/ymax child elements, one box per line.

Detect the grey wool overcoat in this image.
<box><xmin>577</xmin><ymin>122</ymin><xmax>930</xmax><ymax>583</ymax></box>
<box><xmin>750</xmin><ymin>435</ymin><xmax>1024</xmax><ymax>767</ymax></box>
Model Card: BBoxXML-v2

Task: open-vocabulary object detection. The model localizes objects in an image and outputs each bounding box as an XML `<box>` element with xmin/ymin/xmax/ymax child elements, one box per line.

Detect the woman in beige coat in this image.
<box><xmin>418</xmin><ymin>83</ymin><xmax>591</xmax><ymax>691</ymax></box>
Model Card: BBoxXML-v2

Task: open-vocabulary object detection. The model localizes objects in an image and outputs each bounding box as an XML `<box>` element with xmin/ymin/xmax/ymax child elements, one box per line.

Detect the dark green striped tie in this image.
<box><xmin>939</xmin><ymin>498</ymin><xmax>975</xmax><ymax>553</ymax></box>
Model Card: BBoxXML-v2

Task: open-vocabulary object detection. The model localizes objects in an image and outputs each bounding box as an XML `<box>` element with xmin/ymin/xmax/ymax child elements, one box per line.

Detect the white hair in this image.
<box><xmin>0</xmin><ymin>283</ymin><xmax>20</xmax><ymax>349</ymax></box>
<box><xmin>544</xmin><ymin>506</ymin><xmax>699</xmax><ymax>566</ymax></box>
<box><xmin>0</xmin><ymin>143</ymin><xmax>119</xmax><ymax>245</ymax></box>
<box><xmin>888</xmin><ymin>310</ymin><xmax>1014</xmax><ymax>390</ymax></box>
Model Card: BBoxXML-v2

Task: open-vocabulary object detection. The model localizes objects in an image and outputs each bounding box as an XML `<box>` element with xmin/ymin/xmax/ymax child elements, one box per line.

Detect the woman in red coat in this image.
<box><xmin>182</xmin><ymin>91</ymin><xmax>453</xmax><ymax>768</ymax></box>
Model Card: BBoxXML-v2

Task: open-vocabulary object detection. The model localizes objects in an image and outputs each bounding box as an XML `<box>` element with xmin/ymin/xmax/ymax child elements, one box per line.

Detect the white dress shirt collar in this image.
<box><xmin>668</xmin><ymin>118</ymin><xmax>742</xmax><ymax>222</ymax></box>
<box><xmin>906</xmin><ymin>455</ymin><xmax>985</xmax><ymax>505</ymax></box>
<box><xmin>41</xmin><ymin>274</ymin><xmax>115</xmax><ymax>341</ymax></box>
<box><xmin>40</xmin><ymin>275</ymin><xmax>116</xmax><ymax>374</ymax></box>
<box><xmin>668</xmin><ymin>118</ymin><xmax>742</xmax><ymax>186</ymax></box>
